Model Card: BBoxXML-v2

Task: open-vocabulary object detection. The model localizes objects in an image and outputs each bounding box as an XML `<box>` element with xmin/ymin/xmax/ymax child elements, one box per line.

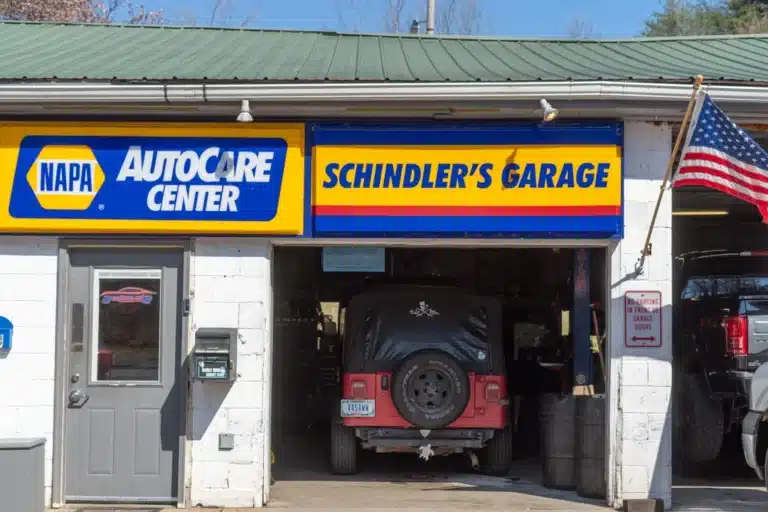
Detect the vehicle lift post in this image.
<box><xmin>573</xmin><ymin>248</ymin><xmax>594</xmax><ymax>395</ymax></box>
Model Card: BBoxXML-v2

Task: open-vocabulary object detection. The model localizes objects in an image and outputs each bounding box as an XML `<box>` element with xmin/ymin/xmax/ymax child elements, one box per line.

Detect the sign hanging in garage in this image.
<box><xmin>625</xmin><ymin>291</ymin><xmax>662</xmax><ymax>348</ymax></box>
<box><xmin>310</xmin><ymin>122</ymin><xmax>623</xmax><ymax>238</ymax></box>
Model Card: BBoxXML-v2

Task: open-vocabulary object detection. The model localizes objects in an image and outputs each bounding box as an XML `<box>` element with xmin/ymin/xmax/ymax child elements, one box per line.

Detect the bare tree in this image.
<box><xmin>337</xmin><ymin>0</ymin><xmax>483</xmax><ymax>35</ymax></box>
<box><xmin>0</xmin><ymin>0</ymin><xmax>162</xmax><ymax>23</ymax></box>
<box><xmin>385</xmin><ymin>0</ymin><xmax>406</xmax><ymax>32</ymax></box>
<box><xmin>568</xmin><ymin>17</ymin><xmax>594</xmax><ymax>38</ymax></box>
<box><xmin>171</xmin><ymin>7</ymin><xmax>198</xmax><ymax>26</ymax></box>
<box><xmin>336</xmin><ymin>0</ymin><xmax>365</xmax><ymax>31</ymax></box>
<box><xmin>208</xmin><ymin>0</ymin><xmax>226</xmax><ymax>25</ymax></box>
<box><xmin>120</xmin><ymin>2</ymin><xmax>162</xmax><ymax>24</ymax></box>
<box><xmin>436</xmin><ymin>0</ymin><xmax>482</xmax><ymax>35</ymax></box>
<box><xmin>203</xmin><ymin>0</ymin><xmax>256</xmax><ymax>27</ymax></box>
<box><xmin>237</xmin><ymin>7</ymin><xmax>257</xmax><ymax>27</ymax></box>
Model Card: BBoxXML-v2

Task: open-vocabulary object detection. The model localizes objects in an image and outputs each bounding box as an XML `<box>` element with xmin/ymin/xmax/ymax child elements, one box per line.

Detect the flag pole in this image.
<box><xmin>635</xmin><ymin>74</ymin><xmax>704</xmax><ymax>275</ymax></box>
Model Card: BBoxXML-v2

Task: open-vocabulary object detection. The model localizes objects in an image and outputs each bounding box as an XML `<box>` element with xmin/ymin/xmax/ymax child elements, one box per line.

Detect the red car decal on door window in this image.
<box><xmin>100</xmin><ymin>287</ymin><xmax>156</xmax><ymax>304</ymax></box>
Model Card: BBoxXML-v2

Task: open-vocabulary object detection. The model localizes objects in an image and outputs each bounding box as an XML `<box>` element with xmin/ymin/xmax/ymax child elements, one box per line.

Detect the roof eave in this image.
<box><xmin>0</xmin><ymin>80</ymin><xmax>767</xmax><ymax>105</ymax></box>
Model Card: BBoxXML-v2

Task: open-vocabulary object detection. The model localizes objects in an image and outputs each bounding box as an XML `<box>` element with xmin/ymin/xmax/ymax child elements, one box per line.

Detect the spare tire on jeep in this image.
<box><xmin>392</xmin><ymin>350</ymin><xmax>471</xmax><ymax>429</ymax></box>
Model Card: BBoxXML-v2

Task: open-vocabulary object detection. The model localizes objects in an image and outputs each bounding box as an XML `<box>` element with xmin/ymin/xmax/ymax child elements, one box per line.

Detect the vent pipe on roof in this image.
<box><xmin>426</xmin><ymin>0</ymin><xmax>435</xmax><ymax>34</ymax></box>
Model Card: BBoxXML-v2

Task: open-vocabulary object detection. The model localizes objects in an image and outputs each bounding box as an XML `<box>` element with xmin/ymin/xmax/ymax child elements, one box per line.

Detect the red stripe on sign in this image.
<box><xmin>313</xmin><ymin>205</ymin><xmax>621</xmax><ymax>216</ymax></box>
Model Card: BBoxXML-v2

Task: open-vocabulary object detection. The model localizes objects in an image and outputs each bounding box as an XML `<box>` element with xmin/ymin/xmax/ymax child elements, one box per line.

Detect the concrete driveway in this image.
<box><xmin>673</xmin><ymin>479</ymin><xmax>767</xmax><ymax>511</ymax></box>
<box><xmin>267</xmin><ymin>466</ymin><xmax>607</xmax><ymax>511</ymax></box>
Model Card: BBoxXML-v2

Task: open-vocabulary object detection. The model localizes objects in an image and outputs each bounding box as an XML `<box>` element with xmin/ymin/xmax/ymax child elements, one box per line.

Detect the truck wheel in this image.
<box><xmin>330</xmin><ymin>422</ymin><xmax>357</xmax><ymax>474</ymax></box>
<box><xmin>392</xmin><ymin>350</ymin><xmax>470</xmax><ymax>429</ymax></box>
<box><xmin>764</xmin><ymin>448</ymin><xmax>768</xmax><ymax>491</ymax></box>
<box><xmin>675</xmin><ymin>374</ymin><xmax>724</xmax><ymax>467</ymax></box>
<box><xmin>482</xmin><ymin>425</ymin><xmax>514</xmax><ymax>476</ymax></box>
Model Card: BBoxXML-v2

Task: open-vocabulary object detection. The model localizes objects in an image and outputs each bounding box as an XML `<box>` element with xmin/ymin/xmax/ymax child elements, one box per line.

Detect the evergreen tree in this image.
<box><xmin>643</xmin><ymin>0</ymin><xmax>768</xmax><ymax>36</ymax></box>
<box><xmin>643</xmin><ymin>0</ymin><xmax>732</xmax><ymax>36</ymax></box>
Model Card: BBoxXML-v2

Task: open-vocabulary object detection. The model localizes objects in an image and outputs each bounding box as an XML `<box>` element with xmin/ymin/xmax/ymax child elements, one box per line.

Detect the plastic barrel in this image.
<box><xmin>575</xmin><ymin>395</ymin><xmax>607</xmax><ymax>499</ymax></box>
<box><xmin>539</xmin><ymin>393</ymin><xmax>576</xmax><ymax>489</ymax></box>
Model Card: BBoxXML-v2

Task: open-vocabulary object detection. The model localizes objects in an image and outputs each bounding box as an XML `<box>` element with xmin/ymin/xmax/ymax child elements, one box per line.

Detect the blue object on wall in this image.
<box><xmin>0</xmin><ymin>316</ymin><xmax>14</xmax><ymax>351</ymax></box>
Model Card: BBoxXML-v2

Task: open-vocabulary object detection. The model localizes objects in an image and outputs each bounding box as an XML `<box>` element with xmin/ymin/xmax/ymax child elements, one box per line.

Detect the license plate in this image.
<box><xmin>341</xmin><ymin>399</ymin><xmax>375</xmax><ymax>417</ymax></box>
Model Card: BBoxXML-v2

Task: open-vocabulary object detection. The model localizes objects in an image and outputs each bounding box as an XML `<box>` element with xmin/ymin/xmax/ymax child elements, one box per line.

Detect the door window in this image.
<box><xmin>91</xmin><ymin>269</ymin><xmax>162</xmax><ymax>382</ymax></box>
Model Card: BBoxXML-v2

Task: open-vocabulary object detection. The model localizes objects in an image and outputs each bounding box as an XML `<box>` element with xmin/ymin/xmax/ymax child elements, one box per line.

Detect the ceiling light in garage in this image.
<box><xmin>672</xmin><ymin>210</ymin><xmax>729</xmax><ymax>216</ymax></box>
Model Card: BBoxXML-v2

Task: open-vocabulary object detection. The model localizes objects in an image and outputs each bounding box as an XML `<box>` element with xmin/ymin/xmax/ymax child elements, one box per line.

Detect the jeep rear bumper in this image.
<box><xmin>356</xmin><ymin>427</ymin><xmax>495</xmax><ymax>450</ymax></box>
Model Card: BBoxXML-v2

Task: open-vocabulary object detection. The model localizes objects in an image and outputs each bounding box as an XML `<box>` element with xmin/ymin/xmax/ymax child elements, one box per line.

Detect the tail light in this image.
<box><xmin>485</xmin><ymin>382</ymin><xmax>501</xmax><ymax>402</ymax></box>
<box><xmin>351</xmin><ymin>380</ymin><xmax>367</xmax><ymax>399</ymax></box>
<box><xmin>724</xmin><ymin>315</ymin><xmax>749</xmax><ymax>355</ymax></box>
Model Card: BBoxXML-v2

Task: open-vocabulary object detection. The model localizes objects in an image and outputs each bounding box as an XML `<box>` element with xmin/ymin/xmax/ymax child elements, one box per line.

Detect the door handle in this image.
<box><xmin>68</xmin><ymin>388</ymin><xmax>89</xmax><ymax>408</ymax></box>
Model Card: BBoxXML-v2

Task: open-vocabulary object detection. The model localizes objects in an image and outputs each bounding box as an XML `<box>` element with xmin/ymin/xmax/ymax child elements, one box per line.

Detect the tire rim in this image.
<box><xmin>407</xmin><ymin>367</ymin><xmax>455</xmax><ymax>412</ymax></box>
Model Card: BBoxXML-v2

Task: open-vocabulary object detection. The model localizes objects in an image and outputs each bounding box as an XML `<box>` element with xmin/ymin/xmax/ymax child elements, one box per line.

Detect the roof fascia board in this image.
<box><xmin>0</xmin><ymin>80</ymin><xmax>766</xmax><ymax>105</ymax></box>
<box><xmin>191</xmin><ymin>81</ymin><xmax>768</xmax><ymax>104</ymax></box>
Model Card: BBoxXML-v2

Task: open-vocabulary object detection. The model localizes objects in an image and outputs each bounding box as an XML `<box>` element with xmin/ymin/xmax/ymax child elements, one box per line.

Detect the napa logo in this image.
<box><xmin>26</xmin><ymin>145</ymin><xmax>105</xmax><ymax>210</ymax></box>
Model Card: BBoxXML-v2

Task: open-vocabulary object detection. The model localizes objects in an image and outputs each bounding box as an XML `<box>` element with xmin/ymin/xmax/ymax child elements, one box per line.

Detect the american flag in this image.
<box><xmin>673</xmin><ymin>92</ymin><xmax>768</xmax><ymax>220</ymax></box>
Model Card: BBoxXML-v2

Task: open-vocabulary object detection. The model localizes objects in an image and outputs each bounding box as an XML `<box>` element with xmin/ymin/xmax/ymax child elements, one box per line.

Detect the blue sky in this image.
<box><xmin>131</xmin><ymin>0</ymin><xmax>663</xmax><ymax>38</ymax></box>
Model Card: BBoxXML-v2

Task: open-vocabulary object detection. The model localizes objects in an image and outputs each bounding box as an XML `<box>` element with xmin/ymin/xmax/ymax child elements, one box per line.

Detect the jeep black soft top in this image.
<box><xmin>342</xmin><ymin>284</ymin><xmax>505</xmax><ymax>375</ymax></box>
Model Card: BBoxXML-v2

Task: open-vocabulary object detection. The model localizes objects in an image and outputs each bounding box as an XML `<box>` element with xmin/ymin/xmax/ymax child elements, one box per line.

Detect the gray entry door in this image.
<box><xmin>64</xmin><ymin>248</ymin><xmax>183</xmax><ymax>503</ymax></box>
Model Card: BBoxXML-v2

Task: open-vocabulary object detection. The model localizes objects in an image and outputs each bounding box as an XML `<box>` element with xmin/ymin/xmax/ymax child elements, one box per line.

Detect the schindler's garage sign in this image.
<box><xmin>0</xmin><ymin>123</ymin><xmax>305</xmax><ymax>234</ymax></box>
<box><xmin>310</xmin><ymin>123</ymin><xmax>624</xmax><ymax>238</ymax></box>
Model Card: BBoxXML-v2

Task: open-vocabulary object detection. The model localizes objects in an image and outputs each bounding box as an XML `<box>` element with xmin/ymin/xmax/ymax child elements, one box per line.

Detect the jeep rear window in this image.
<box><xmin>355</xmin><ymin>294</ymin><xmax>491</xmax><ymax>365</ymax></box>
<box><xmin>682</xmin><ymin>277</ymin><xmax>768</xmax><ymax>300</ymax></box>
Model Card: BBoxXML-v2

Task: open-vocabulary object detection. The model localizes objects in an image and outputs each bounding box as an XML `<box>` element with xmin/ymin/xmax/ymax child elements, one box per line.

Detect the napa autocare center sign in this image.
<box><xmin>310</xmin><ymin>123</ymin><xmax>623</xmax><ymax>237</ymax></box>
<box><xmin>0</xmin><ymin>123</ymin><xmax>305</xmax><ymax>234</ymax></box>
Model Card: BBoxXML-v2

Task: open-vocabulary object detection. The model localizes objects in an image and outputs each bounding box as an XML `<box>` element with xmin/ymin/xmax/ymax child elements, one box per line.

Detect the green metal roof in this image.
<box><xmin>2</xmin><ymin>21</ymin><xmax>768</xmax><ymax>83</ymax></box>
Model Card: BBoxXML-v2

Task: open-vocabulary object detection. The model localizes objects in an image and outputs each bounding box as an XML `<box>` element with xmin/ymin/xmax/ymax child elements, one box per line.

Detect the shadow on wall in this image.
<box><xmin>607</xmin><ymin>256</ymin><xmax>674</xmax><ymax>506</ymax></box>
<box><xmin>609</xmin><ymin>261</ymin><xmax>674</xmax><ymax>508</ymax></box>
<box><xmin>189</xmin><ymin>379</ymin><xmax>232</xmax><ymax>442</ymax></box>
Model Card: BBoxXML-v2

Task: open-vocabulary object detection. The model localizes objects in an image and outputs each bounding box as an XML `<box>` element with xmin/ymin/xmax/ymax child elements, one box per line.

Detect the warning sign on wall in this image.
<box><xmin>625</xmin><ymin>291</ymin><xmax>662</xmax><ymax>348</ymax></box>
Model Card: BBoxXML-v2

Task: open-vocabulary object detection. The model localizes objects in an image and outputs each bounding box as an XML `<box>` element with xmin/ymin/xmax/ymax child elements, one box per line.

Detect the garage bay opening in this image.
<box><xmin>270</xmin><ymin>246</ymin><xmax>606</xmax><ymax>482</ymax></box>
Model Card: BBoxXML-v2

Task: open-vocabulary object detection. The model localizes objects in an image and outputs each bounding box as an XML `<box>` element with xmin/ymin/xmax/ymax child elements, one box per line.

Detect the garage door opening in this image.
<box><xmin>672</xmin><ymin>182</ymin><xmax>768</xmax><ymax>509</ymax></box>
<box><xmin>270</xmin><ymin>246</ymin><xmax>606</xmax><ymax>483</ymax></box>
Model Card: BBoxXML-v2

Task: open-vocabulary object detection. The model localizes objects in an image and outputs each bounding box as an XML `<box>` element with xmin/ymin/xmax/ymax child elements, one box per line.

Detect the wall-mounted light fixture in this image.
<box><xmin>539</xmin><ymin>99</ymin><xmax>559</xmax><ymax>123</ymax></box>
<box><xmin>236</xmin><ymin>100</ymin><xmax>253</xmax><ymax>123</ymax></box>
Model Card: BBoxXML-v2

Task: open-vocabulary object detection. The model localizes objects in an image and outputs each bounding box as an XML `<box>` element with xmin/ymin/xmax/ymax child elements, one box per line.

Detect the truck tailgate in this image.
<box><xmin>746</xmin><ymin>299</ymin><xmax>768</xmax><ymax>357</ymax></box>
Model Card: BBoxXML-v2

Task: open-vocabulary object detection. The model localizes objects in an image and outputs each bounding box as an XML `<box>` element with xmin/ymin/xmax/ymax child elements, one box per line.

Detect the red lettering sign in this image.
<box><xmin>625</xmin><ymin>291</ymin><xmax>662</xmax><ymax>348</ymax></box>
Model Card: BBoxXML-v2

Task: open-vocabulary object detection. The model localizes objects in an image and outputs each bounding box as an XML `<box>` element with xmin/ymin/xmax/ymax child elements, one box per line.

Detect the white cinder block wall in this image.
<box><xmin>0</xmin><ymin>237</ymin><xmax>58</xmax><ymax>506</ymax></box>
<box><xmin>188</xmin><ymin>238</ymin><xmax>271</xmax><ymax>508</ymax></box>
<box><xmin>607</xmin><ymin>121</ymin><xmax>673</xmax><ymax>509</ymax></box>
<box><xmin>0</xmin><ymin>132</ymin><xmax>674</xmax><ymax>511</ymax></box>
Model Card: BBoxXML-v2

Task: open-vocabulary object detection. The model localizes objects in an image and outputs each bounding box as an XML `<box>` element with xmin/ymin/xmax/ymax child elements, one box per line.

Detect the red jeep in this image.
<box><xmin>330</xmin><ymin>282</ymin><xmax>513</xmax><ymax>475</ymax></box>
